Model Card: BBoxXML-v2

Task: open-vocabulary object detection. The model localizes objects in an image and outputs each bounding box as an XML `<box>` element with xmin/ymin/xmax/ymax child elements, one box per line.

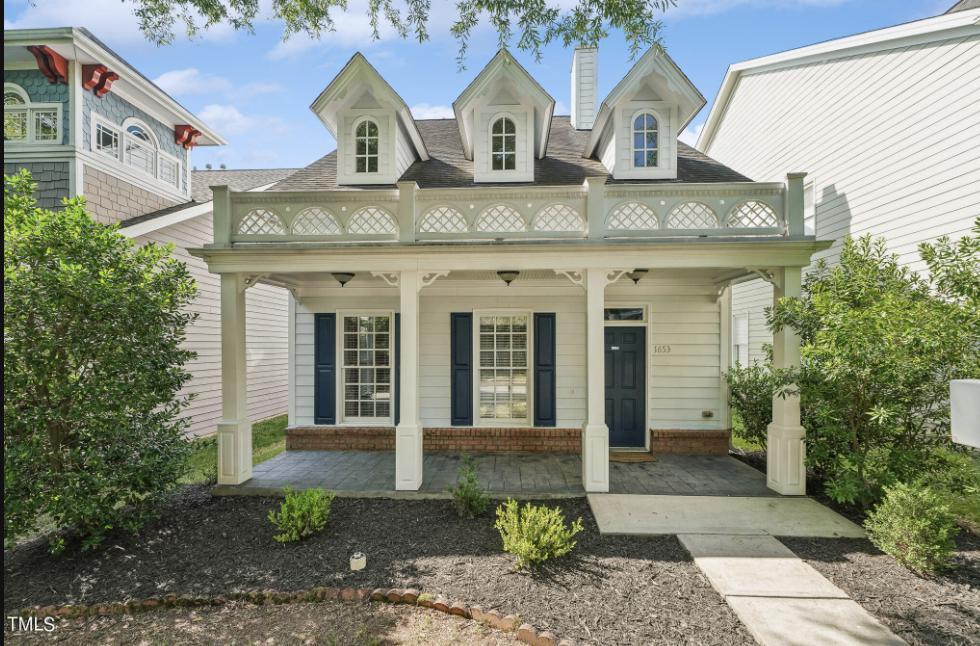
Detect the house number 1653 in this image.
<box><xmin>652</xmin><ymin>345</ymin><xmax>671</xmax><ymax>354</ymax></box>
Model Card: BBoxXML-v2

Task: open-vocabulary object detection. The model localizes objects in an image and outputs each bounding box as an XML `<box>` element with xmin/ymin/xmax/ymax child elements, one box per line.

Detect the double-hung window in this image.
<box><xmin>4</xmin><ymin>83</ymin><xmax>60</xmax><ymax>144</ymax></box>
<box><xmin>341</xmin><ymin>314</ymin><xmax>392</xmax><ymax>422</ymax></box>
<box><xmin>354</xmin><ymin>119</ymin><xmax>379</xmax><ymax>173</ymax></box>
<box><xmin>490</xmin><ymin>117</ymin><xmax>516</xmax><ymax>171</ymax></box>
<box><xmin>478</xmin><ymin>313</ymin><xmax>529</xmax><ymax>422</ymax></box>
<box><xmin>632</xmin><ymin>112</ymin><xmax>658</xmax><ymax>168</ymax></box>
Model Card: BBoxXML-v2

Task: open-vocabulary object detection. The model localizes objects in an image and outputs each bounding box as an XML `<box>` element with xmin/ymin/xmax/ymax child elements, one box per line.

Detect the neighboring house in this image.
<box><xmin>697</xmin><ymin>4</ymin><xmax>980</xmax><ymax>364</ymax></box>
<box><xmin>192</xmin><ymin>46</ymin><xmax>828</xmax><ymax>495</ymax></box>
<box><xmin>3</xmin><ymin>28</ymin><xmax>293</xmax><ymax>436</ymax></box>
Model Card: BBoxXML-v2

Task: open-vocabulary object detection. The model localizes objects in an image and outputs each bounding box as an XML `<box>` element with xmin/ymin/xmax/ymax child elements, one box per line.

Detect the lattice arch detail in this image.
<box><xmin>419</xmin><ymin>206</ymin><xmax>468</xmax><ymax>233</ymax></box>
<box><xmin>727</xmin><ymin>201</ymin><xmax>779</xmax><ymax>228</ymax></box>
<box><xmin>532</xmin><ymin>204</ymin><xmax>586</xmax><ymax>232</ymax></box>
<box><xmin>476</xmin><ymin>204</ymin><xmax>526</xmax><ymax>232</ymax></box>
<box><xmin>238</xmin><ymin>209</ymin><xmax>286</xmax><ymax>235</ymax></box>
<box><xmin>607</xmin><ymin>201</ymin><xmax>658</xmax><ymax>230</ymax></box>
<box><xmin>347</xmin><ymin>206</ymin><xmax>398</xmax><ymax>235</ymax></box>
<box><xmin>291</xmin><ymin>207</ymin><xmax>343</xmax><ymax>235</ymax></box>
<box><xmin>666</xmin><ymin>202</ymin><xmax>719</xmax><ymax>229</ymax></box>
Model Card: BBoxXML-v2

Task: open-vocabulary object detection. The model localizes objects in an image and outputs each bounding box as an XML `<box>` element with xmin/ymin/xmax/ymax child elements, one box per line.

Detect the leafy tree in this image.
<box><xmin>769</xmin><ymin>225</ymin><xmax>980</xmax><ymax>509</ymax></box>
<box><xmin>4</xmin><ymin>170</ymin><xmax>197</xmax><ymax>552</ymax></box>
<box><xmin>129</xmin><ymin>0</ymin><xmax>676</xmax><ymax>65</ymax></box>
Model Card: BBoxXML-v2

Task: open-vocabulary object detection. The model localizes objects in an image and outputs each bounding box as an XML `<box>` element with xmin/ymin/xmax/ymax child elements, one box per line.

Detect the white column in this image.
<box><xmin>217</xmin><ymin>273</ymin><xmax>252</xmax><ymax>485</ymax></box>
<box><xmin>767</xmin><ymin>266</ymin><xmax>805</xmax><ymax>495</ymax></box>
<box><xmin>718</xmin><ymin>285</ymin><xmax>732</xmax><ymax>430</ymax></box>
<box><xmin>582</xmin><ymin>268</ymin><xmax>609</xmax><ymax>492</ymax></box>
<box><xmin>395</xmin><ymin>269</ymin><xmax>423</xmax><ymax>490</ymax></box>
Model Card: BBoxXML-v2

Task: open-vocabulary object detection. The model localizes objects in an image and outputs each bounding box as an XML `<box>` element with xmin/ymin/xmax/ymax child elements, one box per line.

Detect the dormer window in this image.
<box><xmin>125</xmin><ymin>124</ymin><xmax>155</xmax><ymax>174</ymax></box>
<box><xmin>355</xmin><ymin>119</ymin><xmax>379</xmax><ymax>173</ymax></box>
<box><xmin>632</xmin><ymin>113</ymin><xmax>659</xmax><ymax>168</ymax></box>
<box><xmin>491</xmin><ymin>117</ymin><xmax>516</xmax><ymax>171</ymax></box>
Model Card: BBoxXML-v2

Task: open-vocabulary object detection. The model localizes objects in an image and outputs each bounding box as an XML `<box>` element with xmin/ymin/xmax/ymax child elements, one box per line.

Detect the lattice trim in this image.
<box><xmin>347</xmin><ymin>206</ymin><xmax>398</xmax><ymax>235</ymax></box>
<box><xmin>476</xmin><ymin>204</ymin><xmax>526</xmax><ymax>232</ymax></box>
<box><xmin>607</xmin><ymin>202</ymin><xmax>658</xmax><ymax>230</ymax></box>
<box><xmin>532</xmin><ymin>204</ymin><xmax>585</xmax><ymax>232</ymax></box>
<box><xmin>291</xmin><ymin>207</ymin><xmax>343</xmax><ymax>235</ymax></box>
<box><xmin>666</xmin><ymin>202</ymin><xmax>719</xmax><ymax>229</ymax></box>
<box><xmin>727</xmin><ymin>201</ymin><xmax>779</xmax><ymax>228</ymax></box>
<box><xmin>419</xmin><ymin>206</ymin><xmax>468</xmax><ymax>233</ymax></box>
<box><xmin>238</xmin><ymin>209</ymin><xmax>286</xmax><ymax>235</ymax></box>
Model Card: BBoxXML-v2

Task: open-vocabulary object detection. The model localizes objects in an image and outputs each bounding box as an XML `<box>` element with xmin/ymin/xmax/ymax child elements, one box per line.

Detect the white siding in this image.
<box><xmin>291</xmin><ymin>280</ymin><xmax>723</xmax><ymax>431</ymax></box>
<box><xmin>706</xmin><ymin>32</ymin><xmax>980</xmax><ymax>363</ymax></box>
<box><xmin>137</xmin><ymin>213</ymin><xmax>289</xmax><ymax>436</ymax></box>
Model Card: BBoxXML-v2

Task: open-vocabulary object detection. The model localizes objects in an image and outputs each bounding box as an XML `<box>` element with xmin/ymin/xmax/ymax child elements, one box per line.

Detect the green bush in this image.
<box><xmin>448</xmin><ymin>456</ymin><xmax>490</xmax><ymax>518</ymax></box>
<box><xmin>268</xmin><ymin>488</ymin><xmax>335</xmax><ymax>543</ymax></box>
<box><xmin>865</xmin><ymin>481</ymin><xmax>960</xmax><ymax>574</ymax></box>
<box><xmin>726</xmin><ymin>360</ymin><xmax>778</xmax><ymax>450</ymax></box>
<box><xmin>494</xmin><ymin>499</ymin><xmax>583</xmax><ymax>569</ymax></box>
<box><xmin>4</xmin><ymin>171</ymin><xmax>196</xmax><ymax>552</ymax></box>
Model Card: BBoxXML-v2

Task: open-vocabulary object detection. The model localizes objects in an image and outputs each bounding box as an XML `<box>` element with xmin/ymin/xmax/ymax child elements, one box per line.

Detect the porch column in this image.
<box><xmin>395</xmin><ymin>269</ymin><xmax>423</xmax><ymax>490</ymax></box>
<box><xmin>582</xmin><ymin>268</ymin><xmax>609</xmax><ymax>492</ymax></box>
<box><xmin>767</xmin><ymin>266</ymin><xmax>805</xmax><ymax>495</ymax></box>
<box><xmin>217</xmin><ymin>273</ymin><xmax>252</xmax><ymax>485</ymax></box>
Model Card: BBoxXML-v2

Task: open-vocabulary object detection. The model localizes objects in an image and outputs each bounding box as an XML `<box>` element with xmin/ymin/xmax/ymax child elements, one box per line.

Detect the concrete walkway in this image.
<box><xmin>680</xmin><ymin>534</ymin><xmax>905</xmax><ymax>646</ymax></box>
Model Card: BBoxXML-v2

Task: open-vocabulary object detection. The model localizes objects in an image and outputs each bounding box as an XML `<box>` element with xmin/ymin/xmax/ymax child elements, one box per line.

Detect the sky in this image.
<box><xmin>4</xmin><ymin>0</ymin><xmax>957</xmax><ymax>171</ymax></box>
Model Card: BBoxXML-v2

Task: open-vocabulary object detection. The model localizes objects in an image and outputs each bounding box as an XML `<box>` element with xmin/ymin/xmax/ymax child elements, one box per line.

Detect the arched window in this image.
<box><xmin>4</xmin><ymin>82</ymin><xmax>59</xmax><ymax>143</ymax></box>
<box><xmin>632</xmin><ymin>112</ymin><xmax>658</xmax><ymax>168</ymax></box>
<box><xmin>491</xmin><ymin>117</ymin><xmax>516</xmax><ymax>170</ymax></box>
<box><xmin>124</xmin><ymin>122</ymin><xmax>156</xmax><ymax>175</ymax></box>
<box><xmin>355</xmin><ymin>119</ymin><xmax>379</xmax><ymax>173</ymax></box>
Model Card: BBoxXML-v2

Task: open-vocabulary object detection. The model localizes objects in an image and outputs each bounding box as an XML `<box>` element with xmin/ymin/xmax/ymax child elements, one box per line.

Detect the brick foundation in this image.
<box><xmin>286</xmin><ymin>426</ymin><xmax>581</xmax><ymax>453</ymax></box>
<box><xmin>649</xmin><ymin>429</ymin><xmax>731</xmax><ymax>455</ymax></box>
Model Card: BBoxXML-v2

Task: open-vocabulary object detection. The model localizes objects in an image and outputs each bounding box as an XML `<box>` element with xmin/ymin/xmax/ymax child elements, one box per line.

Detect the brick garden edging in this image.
<box><xmin>12</xmin><ymin>586</ymin><xmax>574</xmax><ymax>646</ymax></box>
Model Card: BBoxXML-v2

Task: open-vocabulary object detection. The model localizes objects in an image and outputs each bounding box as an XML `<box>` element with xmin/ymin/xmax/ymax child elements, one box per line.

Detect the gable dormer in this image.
<box><xmin>453</xmin><ymin>50</ymin><xmax>555</xmax><ymax>183</ymax></box>
<box><xmin>584</xmin><ymin>47</ymin><xmax>705</xmax><ymax>181</ymax></box>
<box><xmin>311</xmin><ymin>53</ymin><xmax>428</xmax><ymax>186</ymax></box>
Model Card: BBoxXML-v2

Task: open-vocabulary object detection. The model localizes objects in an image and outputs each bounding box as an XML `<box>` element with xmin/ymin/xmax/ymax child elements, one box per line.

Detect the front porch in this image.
<box><xmin>214</xmin><ymin>450</ymin><xmax>776</xmax><ymax>498</ymax></box>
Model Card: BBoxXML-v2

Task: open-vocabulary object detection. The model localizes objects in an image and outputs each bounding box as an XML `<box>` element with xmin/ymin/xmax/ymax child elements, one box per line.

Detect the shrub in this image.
<box><xmin>865</xmin><ymin>481</ymin><xmax>959</xmax><ymax>574</ymax></box>
<box><xmin>494</xmin><ymin>499</ymin><xmax>583</xmax><ymax>569</ymax></box>
<box><xmin>4</xmin><ymin>171</ymin><xmax>196</xmax><ymax>552</ymax></box>
<box><xmin>448</xmin><ymin>456</ymin><xmax>489</xmax><ymax>518</ymax></box>
<box><xmin>726</xmin><ymin>360</ymin><xmax>778</xmax><ymax>450</ymax></box>
<box><xmin>268</xmin><ymin>488</ymin><xmax>335</xmax><ymax>543</ymax></box>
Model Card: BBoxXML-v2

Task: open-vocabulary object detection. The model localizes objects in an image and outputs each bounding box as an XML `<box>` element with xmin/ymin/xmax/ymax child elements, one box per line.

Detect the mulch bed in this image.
<box><xmin>4</xmin><ymin>486</ymin><xmax>751</xmax><ymax>645</ymax></box>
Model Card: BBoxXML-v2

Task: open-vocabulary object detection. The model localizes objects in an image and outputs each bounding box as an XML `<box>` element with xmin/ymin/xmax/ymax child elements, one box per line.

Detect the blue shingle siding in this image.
<box><xmin>82</xmin><ymin>89</ymin><xmax>188</xmax><ymax>193</ymax></box>
<box><xmin>3</xmin><ymin>161</ymin><xmax>70</xmax><ymax>210</ymax></box>
<box><xmin>4</xmin><ymin>69</ymin><xmax>70</xmax><ymax>145</ymax></box>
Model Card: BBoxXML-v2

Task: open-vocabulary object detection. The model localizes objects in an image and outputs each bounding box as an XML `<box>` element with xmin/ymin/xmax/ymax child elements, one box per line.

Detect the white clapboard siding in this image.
<box><xmin>705</xmin><ymin>30</ymin><xmax>980</xmax><ymax>363</ymax></box>
<box><xmin>291</xmin><ymin>280</ymin><xmax>723</xmax><ymax>431</ymax></box>
<box><xmin>136</xmin><ymin>212</ymin><xmax>289</xmax><ymax>437</ymax></box>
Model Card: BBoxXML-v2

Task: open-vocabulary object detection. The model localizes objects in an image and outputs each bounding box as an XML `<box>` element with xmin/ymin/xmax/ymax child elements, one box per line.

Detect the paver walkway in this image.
<box><xmin>680</xmin><ymin>534</ymin><xmax>906</xmax><ymax>646</ymax></box>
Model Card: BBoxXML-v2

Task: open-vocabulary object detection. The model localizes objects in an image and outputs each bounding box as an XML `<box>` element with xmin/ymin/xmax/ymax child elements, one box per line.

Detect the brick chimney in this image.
<box><xmin>570</xmin><ymin>47</ymin><xmax>597</xmax><ymax>130</ymax></box>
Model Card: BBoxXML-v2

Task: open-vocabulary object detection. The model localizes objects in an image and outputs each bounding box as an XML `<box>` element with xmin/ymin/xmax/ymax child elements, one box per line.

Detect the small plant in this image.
<box><xmin>494</xmin><ymin>499</ymin><xmax>583</xmax><ymax>569</ymax></box>
<box><xmin>865</xmin><ymin>481</ymin><xmax>959</xmax><ymax>574</ymax></box>
<box><xmin>448</xmin><ymin>456</ymin><xmax>489</xmax><ymax>518</ymax></box>
<box><xmin>268</xmin><ymin>487</ymin><xmax>335</xmax><ymax>543</ymax></box>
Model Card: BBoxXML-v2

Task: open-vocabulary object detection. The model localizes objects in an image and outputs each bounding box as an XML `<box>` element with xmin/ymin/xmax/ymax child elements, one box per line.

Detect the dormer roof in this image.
<box><xmin>310</xmin><ymin>53</ymin><xmax>429</xmax><ymax>161</ymax></box>
<box><xmin>584</xmin><ymin>45</ymin><xmax>705</xmax><ymax>157</ymax></box>
<box><xmin>452</xmin><ymin>49</ymin><xmax>556</xmax><ymax>160</ymax></box>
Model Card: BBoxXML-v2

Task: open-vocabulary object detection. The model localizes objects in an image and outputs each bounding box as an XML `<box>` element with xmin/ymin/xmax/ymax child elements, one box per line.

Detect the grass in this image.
<box><xmin>730</xmin><ymin>413</ymin><xmax>765</xmax><ymax>453</ymax></box>
<box><xmin>182</xmin><ymin>414</ymin><xmax>288</xmax><ymax>484</ymax></box>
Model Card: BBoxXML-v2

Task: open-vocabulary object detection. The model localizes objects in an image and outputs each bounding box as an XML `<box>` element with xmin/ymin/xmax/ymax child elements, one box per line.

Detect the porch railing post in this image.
<box><xmin>585</xmin><ymin>176</ymin><xmax>606</xmax><ymax>240</ymax></box>
<box><xmin>212</xmin><ymin>185</ymin><xmax>232</xmax><ymax>246</ymax></box>
<box><xmin>767</xmin><ymin>266</ymin><xmax>805</xmax><ymax>495</ymax></box>
<box><xmin>785</xmin><ymin>173</ymin><xmax>806</xmax><ymax>237</ymax></box>
<box><xmin>217</xmin><ymin>273</ymin><xmax>252</xmax><ymax>485</ymax></box>
<box><xmin>582</xmin><ymin>267</ymin><xmax>610</xmax><ymax>492</ymax></box>
<box><xmin>395</xmin><ymin>269</ymin><xmax>423</xmax><ymax>490</ymax></box>
<box><xmin>396</xmin><ymin>181</ymin><xmax>418</xmax><ymax>243</ymax></box>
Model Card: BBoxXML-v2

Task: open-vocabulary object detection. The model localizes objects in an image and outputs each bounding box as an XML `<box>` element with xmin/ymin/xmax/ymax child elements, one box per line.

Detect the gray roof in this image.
<box><xmin>269</xmin><ymin>116</ymin><xmax>749</xmax><ymax>192</ymax></box>
<box><xmin>947</xmin><ymin>0</ymin><xmax>980</xmax><ymax>12</ymax></box>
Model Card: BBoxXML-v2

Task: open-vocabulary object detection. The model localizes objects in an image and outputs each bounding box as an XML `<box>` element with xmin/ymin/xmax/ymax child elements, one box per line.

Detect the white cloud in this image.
<box><xmin>665</xmin><ymin>0</ymin><xmax>851</xmax><ymax>18</ymax></box>
<box><xmin>266</xmin><ymin>1</ymin><xmax>402</xmax><ymax>60</ymax></box>
<box><xmin>410</xmin><ymin>103</ymin><xmax>454</xmax><ymax>119</ymax></box>
<box><xmin>679</xmin><ymin>122</ymin><xmax>705</xmax><ymax>147</ymax></box>
<box><xmin>153</xmin><ymin>68</ymin><xmax>232</xmax><ymax>96</ymax></box>
<box><xmin>198</xmin><ymin>104</ymin><xmax>287</xmax><ymax>137</ymax></box>
<box><xmin>554</xmin><ymin>100</ymin><xmax>570</xmax><ymax>116</ymax></box>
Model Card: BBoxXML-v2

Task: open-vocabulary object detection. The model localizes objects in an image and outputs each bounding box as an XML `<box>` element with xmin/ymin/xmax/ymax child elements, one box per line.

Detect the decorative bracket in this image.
<box><xmin>553</xmin><ymin>269</ymin><xmax>584</xmax><ymax>288</ymax></box>
<box><xmin>371</xmin><ymin>271</ymin><xmax>400</xmax><ymax>287</ymax></box>
<box><xmin>240</xmin><ymin>273</ymin><xmax>268</xmax><ymax>292</ymax></box>
<box><xmin>26</xmin><ymin>45</ymin><xmax>68</xmax><ymax>84</ymax></box>
<box><xmin>175</xmin><ymin>125</ymin><xmax>203</xmax><ymax>150</ymax></box>
<box><xmin>714</xmin><ymin>283</ymin><xmax>729</xmax><ymax>303</ymax></box>
<box><xmin>81</xmin><ymin>64</ymin><xmax>118</xmax><ymax>97</ymax></box>
<box><xmin>605</xmin><ymin>269</ymin><xmax>631</xmax><ymax>286</ymax></box>
<box><xmin>420</xmin><ymin>271</ymin><xmax>449</xmax><ymax>289</ymax></box>
<box><xmin>746</xmin><ymin>267</ymin><xmax>781</xmax><ymax>288</ymax></box>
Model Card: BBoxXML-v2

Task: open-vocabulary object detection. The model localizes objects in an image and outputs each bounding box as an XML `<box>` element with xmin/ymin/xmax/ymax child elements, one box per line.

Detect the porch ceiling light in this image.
<box><xmin>332</xmin><ymin>272</ymin><xmax>356</xmax><ymax>287</ymax></box>
<box><xmin>627</xmin><ymin>268</ymin><xmax>648</xmax><ymax>284</ymax></box>
<box><xmin>497</xmin><ymin>270</ymin><xmax>520</xmax><ymax>286</ymax></box>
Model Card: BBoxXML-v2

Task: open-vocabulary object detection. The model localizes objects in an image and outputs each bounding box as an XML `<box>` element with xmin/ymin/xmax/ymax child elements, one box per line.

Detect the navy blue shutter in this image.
<box><xmin>313</xmin><ymin>313</ymin><xmax>336</xmax><ymax>424</ymax></box>
<box><xmin>450</xmin><ymin>313</ymin><xmax>473</xmax><ymax>426</ymax></box>
<box><xmin>394</xmin><ymin>313</ymin><xmax>401</xmax><ymax>426</ymax></box>
<box><xmin>533</xmin><ymin>313</ymin><xmax>557</xmax><ymax>427</ymax></box>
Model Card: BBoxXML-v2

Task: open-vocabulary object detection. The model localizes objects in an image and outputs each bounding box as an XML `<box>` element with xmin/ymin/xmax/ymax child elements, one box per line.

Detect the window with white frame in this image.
<box><xmin>341</xmin><ymin>314</ymin><xmax>392</xmax><ymax>421</ymax></box>
<box><xmin>4</xmin><ymin>83</ymin><xmax>60</xmax><ymax>144</ymax></box>
<box><xmin>632</xmin><ymin>112</ymin><xmax>658</xmax><ymax>168</ymax></box>
<box><xmin>125</xmin><ymin>124</ymin><xmax>155</xmax><ymax>175</ymax></box>
<box><xmin>354</xmin><ymin>119</ymin><xmax>379</xmax><ymax>173</ymax></box>
<box><xmin>490</xmin><ymin>117</ymin><xmax>516</xmax><ymax>170</ymax></box>
<box><xmin>733</xmin><ymin>313</ymin><xmax>749</xmax><ymax>366</ymax></box>
<box><xmin>158</xmin><ymin>155</ymin><xmax>179</xmax><ymax>187</ymax></box>
<box><xmin>478</xmin><ymin>313</ymin><xmax>529</xmax><ymax>422</ymax></box>
<box><xmin>803</xmin><ymin>179</ymin><xmax>816</xmax><ymax>236</ymax></box>
<box><xmin>92</xmin><ymin>115</ymin><xmax>183</xmax><ymax>190</ymax></box>
<box><xmin>95</xmin><ymin>121</ymin><xmax>120</xmax><ymax>157</ymax></box>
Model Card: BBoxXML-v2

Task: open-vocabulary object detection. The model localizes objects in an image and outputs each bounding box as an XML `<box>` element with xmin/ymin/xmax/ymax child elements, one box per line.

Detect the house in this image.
<box><xmin>190</xmin><ymin>45</ymin><xmax>829</xmax><ymax>495</ymax></box>
<box><xmin>3</xmin><ymin>28</ymin><xmax>292</xmax><ymax>436</ymax></box>
<box><xmin>697</xmin><ymin>3</ymin><xmax>980</xmax><ymax>365</ymax></box>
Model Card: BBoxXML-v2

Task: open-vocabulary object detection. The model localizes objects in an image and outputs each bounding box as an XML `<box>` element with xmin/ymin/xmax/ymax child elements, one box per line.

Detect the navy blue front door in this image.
<box><xmin>605</xmin><ymin>326</ymin><xmax>646</xmax><ymax>447</ymax></box>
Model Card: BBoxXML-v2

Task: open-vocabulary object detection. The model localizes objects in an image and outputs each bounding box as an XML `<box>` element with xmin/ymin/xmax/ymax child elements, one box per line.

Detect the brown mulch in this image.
<box><xmin>4</xmin><ymin>487</ymin><xmax>751</xmax><ymax>645</ymax></box>
<box><xmin>3</xmin><ymin>599</ymin><xmax>519</xmax><ymax>645</ymax></box>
